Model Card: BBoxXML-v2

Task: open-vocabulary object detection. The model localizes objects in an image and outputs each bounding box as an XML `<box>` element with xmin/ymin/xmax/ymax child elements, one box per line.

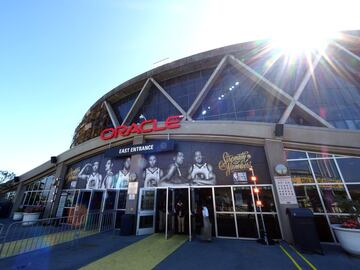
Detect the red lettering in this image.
<box><xmin>124</xmin><ymin>123</ymin><xmax>142</xmax><ymax>136</ymax></box>
<box><xmin>100</xmin><ymin>115</ymin><xmax>182</xmax><ymax>140</ymax></box>
<box><xmin>116</xmin><ymin>125</ymin><xmax>128</xmax><ymax>137</ymax></box>
<box><xmin>165</xmin><ymin>115</ymin><xmax>182</xmax><ymax>129</ymax></box>
<box><xmin>151</xmin><ymin>119</ymin><xmax>167</xmax><ymax>131</ymax></box>
<box><xmin>100</xmin><ymin>128</ymin><xmax>116</xmax><ymax>140</ymax></box>
<box><xmin>139</xmin><ymin>120</ymin><xmax>153</xmax><ymax>133</ymax></box>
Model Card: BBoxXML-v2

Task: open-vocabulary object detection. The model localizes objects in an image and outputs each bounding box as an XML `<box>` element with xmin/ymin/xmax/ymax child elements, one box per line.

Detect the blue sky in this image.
<box><xmin>1</xmin><ymin>0</ymin><xmax>359</xmax><ymax>175</ymax></box>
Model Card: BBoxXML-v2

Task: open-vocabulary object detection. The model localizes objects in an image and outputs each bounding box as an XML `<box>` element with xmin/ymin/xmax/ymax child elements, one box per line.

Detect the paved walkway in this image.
<box><xmin>0</xmin><ymin>232</ymin><xmax>360</xmax><ymax>270</ymax></box>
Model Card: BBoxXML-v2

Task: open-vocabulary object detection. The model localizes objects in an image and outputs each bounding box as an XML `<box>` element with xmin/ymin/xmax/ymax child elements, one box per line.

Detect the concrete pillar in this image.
<box><xmin>11</xmin><ymin>181</ymin><xmax>26</xmax><ymax>215</ymax></box>
<box><xmin>264</xmin><ymin>139</ymin><xmax>298</xmax><ymax>244</ymax></box>
<box><xmin>125</xmin><ymin>136</ymin><xmax>144</xmax><ymax>214</ymax></box>
<box><xmin>47</xmin><ymin>163</ymin><xmax>67</xmax><ymax>218</ymax></box>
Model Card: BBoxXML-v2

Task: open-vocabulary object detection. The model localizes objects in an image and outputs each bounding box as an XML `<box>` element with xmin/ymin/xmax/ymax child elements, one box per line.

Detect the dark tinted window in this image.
<box><xmin>299</xmin><ymin>56</ymin><xmax>360</xmax><ymax>130</ymax></box>
<box><xmin>245</xmin><ymin>50</ymin><xmax>310</xmax><ymax>97</ymax></box>
<box><xmin>161</xmin><ymin>68</ymin><xmax>214</xmax><ymax>111</ymax></box>
<box><xmin>131</xmin><ymin>84</ymin><xmax>181</xmax><ymax>123</ymax></box>
<box><xmin>113</xmin><ymin>92</ymin><xmax>138</xmax><ymax>123</ymax></box>
<box><xmin>193</xmin><ymin>65</ymin><xmax>287</xmax><ymax>122</ymax></box>
<box><xmin>288</xmin><ymin>160</ymin><xmax>314</xmax><ymax>183</ymax></box>
<box><xmin>336</xmin><ymin>158</ymin><xmax>360</xmax><ymax>183</ymax></box>
<box><xmin>311</xmin><ymin>159</ymin><xmax>342</xmax><ymax>183</ymax></box>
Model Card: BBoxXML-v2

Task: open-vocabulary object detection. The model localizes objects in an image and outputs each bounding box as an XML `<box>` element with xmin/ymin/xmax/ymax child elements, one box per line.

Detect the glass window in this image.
<box><xmin>40</xmin><ymin>191</ymin><xmax>49</xmax><ymax>204</ymax></box>
<box><xmin>236</xmin><ymin>214</ymin><xmax>258</xmax><ymax>238</ymax></box>
<box><xmin>257</xmin><ymin>214</ymin><xmax>282</xmax><ymax>239</ymax></box>
<box><xmin>104</xmin><ymin>191</ymin><xmax>117</xmax><ymax>210</ymax></box>
<box><xmin>113</xmin><ymin>92</ymin><xmax>139</xmax><ymax>123</ymax></box>
<box><xmin>308</xmin><ymin>152</ymin><xmax>332</xmax><ymax>159</ymax></box>
<box><xmin>336</xmin><ymin>158</ymin><xmax>360</xmax><ymax>183</ymax></box>
<box><xmin>257</xmin><ymin>186</ymin><xmax>276</xmax><ymax>212</ymax></box>
<box><xmin>193</xmin><ymin>65</ymin><xmax>287</xmax><ymax>123</ymax></box>
<box><xmin>347</xmin><ymin>185</ymin><xmax>360</xmax><ymax>203</ymax></box>
<box><xmin>299</xmin><ymin>56</ymin><xmax>360</xmax><ymax>130</ymax></box>
<box><xmin>311</xmin><ymin>159</ymin><xmax>342</xmax><ymax>183</ymax></box>
<box><xmin>161</xmin><ymin>68</ymin><xmax>214</xmax><ymax>112</ymax></box>
<box><xmin>245</xmin><ymin>50</ymin><xmax>309</xmax><ymax>97</ymax></box>
<box><xmin>216</xmin><ymin>213</ymin><xmax>237</xmax><ymax>237</ymax></box>
<box><xmin>140</xmin><ymin>190</ymin><xmax>155</xmax><ymax>211</ymax></box>
<box><xmin>294</xmin><ymin>186</ymin><xmax>324</xmax><ymax>213</ymax></box>
<box><xmin>233</xmin><ymin>187</ymin><xmax>254</xmax><ymax>212</ymax></box>
<box><xmin>117</xmin><ymin>190</ymin><xmax>127</xmax><ymax>209</ymax></box>
<box><xmin>314</xmin><ymin>215</ymin><xmax>333</xmax><ymax>242</ymax></box>
<box><xmin>65</xmin><ymin>192</ymin><xmax>74</xmax><ymax>207</ymax></box>
<box><xmin>288</xmin><ymin>160</ymin><xmax>314</xmax><ymax>183</ymax></box>
<box><xmin>318</xmin><ymin>185</ymin><xmax>348</xmax><ymax>213</ymax></box>
<box><xmin>139</xmin><ymin>215</ymin><xmax>154</xmax><ymax>229</ymax></box>
<box><xmin>130</xmin><ymin>84</ymin><xmax>181</xmax><ymax>123</ymax></box>
<box><xmin>215</xmin><ymin>187</ymin><xmax>234</xmax><ymax>212</ymax></box>
<box><xmin>285</xmin><ymin>150</ymin><xmax>307</xmax><ymax>160</ymax></box>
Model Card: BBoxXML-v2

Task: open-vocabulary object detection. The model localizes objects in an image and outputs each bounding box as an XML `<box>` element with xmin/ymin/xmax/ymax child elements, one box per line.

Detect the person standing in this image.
<box><xmin>201</xmin><ymin>204</ymin><xmax>212</xmax><ymax>241</ymax></box>
<box><xmin>176</xmin><ymin>199</ymin><xmax>186</xmax><ymax>233</ymax></box>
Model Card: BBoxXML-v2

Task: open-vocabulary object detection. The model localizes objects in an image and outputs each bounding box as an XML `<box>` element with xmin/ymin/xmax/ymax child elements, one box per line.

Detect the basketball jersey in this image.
<box><xmin>115</xmin><ymin>170</ymin><xmax>130</xmax><ymax>188</ymax></box>
<box><xmin>190</xmin><ymin>163</ymin><xmax>210</xmax><ymax>180</ymax></box>
<box><xmin>144</xmin><ymin>168</ymin><xmax>160</xmax><ymax>187</ymax></box>
<box><xmin>86</xmin><ymin>173</ymin><xmax>101</xmax><ymax>189</ymax></box>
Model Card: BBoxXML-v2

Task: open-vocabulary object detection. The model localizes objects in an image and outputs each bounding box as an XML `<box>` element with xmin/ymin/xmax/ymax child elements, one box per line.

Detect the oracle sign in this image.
<box><xmin>100</xmin><ymin>115</ymin><xmax>182</xmax><ymax>140</ymax></box>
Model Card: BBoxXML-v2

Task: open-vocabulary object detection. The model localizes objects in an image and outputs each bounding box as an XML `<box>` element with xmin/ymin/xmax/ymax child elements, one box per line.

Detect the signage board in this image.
<box><xmin>100</xmin><ymin>115</ymin><xmax>182</xmax><ymax>140</ymax></box>
<box><xmin>105</xmin><ymin>140</ymin><xmax>175</xmax><ymax>158</ymax></box>
<box><xmin>274</xmin><ymin>176</ymin><xmax>297</xmax><ymax>204</ymax></box>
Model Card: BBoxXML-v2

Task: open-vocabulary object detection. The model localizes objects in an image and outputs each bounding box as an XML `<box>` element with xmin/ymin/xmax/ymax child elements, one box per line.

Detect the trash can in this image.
<box><xmin>287</xmin><ymin>208</ymin><xmax>323</xmax><ymax>254</ymax></box>
<box><xmin>120</xmin><ymin>214</ymin><xmax>135</xmax><ymax>235</ymax></box>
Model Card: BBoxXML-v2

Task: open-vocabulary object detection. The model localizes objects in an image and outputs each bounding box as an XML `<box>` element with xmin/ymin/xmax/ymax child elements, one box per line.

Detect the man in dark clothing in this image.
<box><xmin>176</xmin><ymin>199</ymin><xmax>186</xmax><ymax>233</ymax></box>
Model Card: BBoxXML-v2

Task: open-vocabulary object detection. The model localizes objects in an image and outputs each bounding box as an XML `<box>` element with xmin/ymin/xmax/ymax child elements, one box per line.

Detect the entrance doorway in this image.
<box><xmin>190</xmin><ymin>187</ymin><xmax>215</xmax><ymax>239</ymax></box>
<box><xmin>165</xmin><ymin>188</ymin><xmax>190</xmax><ymax>240</ymax></box>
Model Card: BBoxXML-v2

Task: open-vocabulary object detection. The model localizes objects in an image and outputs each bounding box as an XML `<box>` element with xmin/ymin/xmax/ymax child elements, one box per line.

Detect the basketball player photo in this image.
<box><xmin>113</xmin><ymin>157</ymin><xmax>131</xmax><ymax>188</ymax></box>
<box><xmin>78</xmin><ymin>161</ymin><xmax>102</xmax><ymax>189</ymax></box>
<box><xmin>160</xmin><ymin>152</ymin><xmax>186</xmax><ymax>186</ymax></box>
<box><xmin>143</xmin><ymin>155</ymin><xmax>164</xmax><ymax>188</ymax></box>
<box><xmin>188</xmin><ymin>151</ymin><xmax>216</xmax><ymax>185</ymax></box>
<box><xmin>101</xmin><ymin>159</ymin><xmax>115</xmax><ymax>189</ymax></box>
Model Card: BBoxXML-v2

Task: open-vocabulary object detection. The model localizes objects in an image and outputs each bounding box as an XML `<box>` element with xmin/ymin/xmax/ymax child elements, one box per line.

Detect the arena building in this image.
<box><xmin>2</xmin><ymin>30</ymin><xmax>360</xmax><ymax>244</ymax></box>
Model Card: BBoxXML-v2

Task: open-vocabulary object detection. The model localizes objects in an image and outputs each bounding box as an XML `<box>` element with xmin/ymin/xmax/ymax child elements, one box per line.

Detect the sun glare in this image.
<box><xmin>270</xmin><ymin>29</ymin><xmax>340</xmax><ymax>57</ymax></box>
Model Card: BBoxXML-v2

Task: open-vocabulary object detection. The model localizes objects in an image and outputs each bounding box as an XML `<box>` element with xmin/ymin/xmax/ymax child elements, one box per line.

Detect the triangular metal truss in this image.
<box><xmin>104</xmin><ymin>44</ymin><xmax>360</xmax><ymax>129</ymax></box>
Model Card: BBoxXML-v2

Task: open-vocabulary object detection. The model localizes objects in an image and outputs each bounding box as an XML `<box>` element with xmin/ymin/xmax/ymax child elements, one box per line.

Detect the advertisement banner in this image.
<box><xmin>64</xmin><ymin>140</ymin><xmax>271</xmax><ymax>190</ymax></box>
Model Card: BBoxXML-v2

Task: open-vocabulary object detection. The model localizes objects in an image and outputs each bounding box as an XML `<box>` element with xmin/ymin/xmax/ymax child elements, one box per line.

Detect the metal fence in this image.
<box><xmin>0</xmin><ymin>210</ymin><xmax>117</xmax><ymax>259</ymax></box>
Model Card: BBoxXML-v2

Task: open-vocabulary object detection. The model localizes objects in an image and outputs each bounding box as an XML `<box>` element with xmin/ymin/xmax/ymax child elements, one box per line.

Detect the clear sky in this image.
<box><xmin>1</xmin><ymin>0</ymin><xmax>359</xmax><ymax>175</ymax></box>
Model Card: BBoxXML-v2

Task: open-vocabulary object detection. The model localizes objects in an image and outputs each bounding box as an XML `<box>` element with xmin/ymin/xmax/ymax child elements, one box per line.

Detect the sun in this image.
<box><xmin>270</xmin><ymin>29</ymin><xmax>340</xmax><ymax>58</ymax></box>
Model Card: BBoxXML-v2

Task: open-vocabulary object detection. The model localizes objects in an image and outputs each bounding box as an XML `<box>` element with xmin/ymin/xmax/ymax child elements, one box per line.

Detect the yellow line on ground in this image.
<box><xmin>80</xmin><ymin>233</ymin><xmax>187</xmax><ymax>270</ymax></box>
<box><xmin>0</xmin><ymin>230</ymin><xmax>97</xmax><ymax>258</ymax></box>
<box><xmin>289</xmin><ymin>245</ymin><xmax>317</xmax><ymax>270</ymax></box>
<box><xmin>279</xmin><ymin>244</ymin><xmax>302</xmax><ymax>270</ymax></box>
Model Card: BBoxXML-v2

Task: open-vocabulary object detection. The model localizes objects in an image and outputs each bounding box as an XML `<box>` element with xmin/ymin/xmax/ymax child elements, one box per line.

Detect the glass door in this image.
<box><xmin>165</xmin><ymin>188</ymin><xmax>175</xmax><ymax>239</ymax></box>
<box><xmin>137</xmin><ymin>188</ymin><xmax>157</xmax><ymax>235</ymax></box>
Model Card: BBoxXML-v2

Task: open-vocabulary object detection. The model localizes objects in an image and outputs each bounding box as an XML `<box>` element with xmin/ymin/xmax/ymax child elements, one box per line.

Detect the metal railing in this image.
<box><xmin>0</xmin><ymin>210</ymin><xmax>117</xmax><ymax>259</ymax></box>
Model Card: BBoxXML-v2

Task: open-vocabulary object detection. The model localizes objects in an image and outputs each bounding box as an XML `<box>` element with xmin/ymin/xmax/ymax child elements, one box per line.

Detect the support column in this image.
<box><xmin>125</xmin><ymin>135</ymin><xmax>144</xmax><ymax>214</ymax></box>
<box><xmin>11</xmin><ymin>181</ymin><xmax>26</xmax><ymax>215</ymax></box>
<box><xmin>47</xmin><ymin>163</ymin><xmax>67</xmax><ymax>218</ymax></box>
<box><xmin>264</xmin><ymin>139</ymin><xmax>298</xmax><ymax>243</ymax></box>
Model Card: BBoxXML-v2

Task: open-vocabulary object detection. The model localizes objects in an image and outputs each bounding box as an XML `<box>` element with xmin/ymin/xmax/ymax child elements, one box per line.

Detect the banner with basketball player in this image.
<box><xmin>140</xmin><ymin>140</ymin><xmax>270</xmax><ymax>187</ymax></box>
<box><xmin>63</xmin><ymin>140</ymin><xmax>270</xmax><ymax>190</ymax></box>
